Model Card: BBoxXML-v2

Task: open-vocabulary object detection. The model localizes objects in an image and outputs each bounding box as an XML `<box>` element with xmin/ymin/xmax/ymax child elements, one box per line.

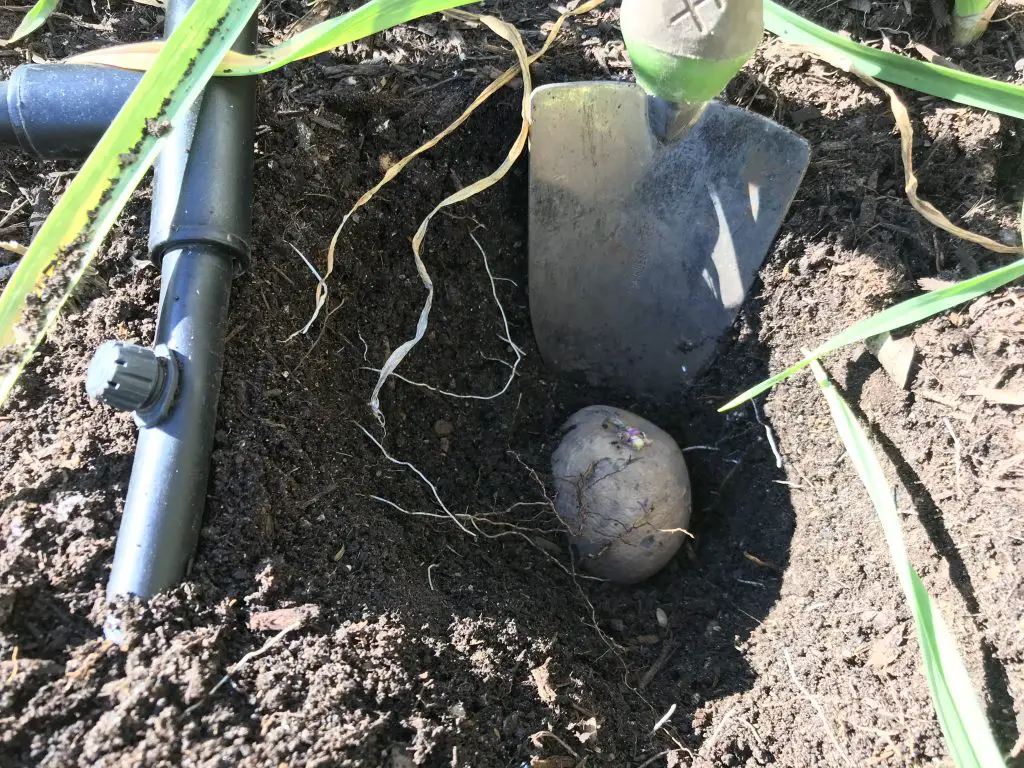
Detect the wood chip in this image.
<box><xmin>918</xmin><ymin>388</ymin><xmax>959</xmax><ymax>409</ymax></box>
<box><xmin>911</xmin><ymin>42</ymin><xmax>963</xmax><ymax>70</ymax></box>
<box><xmin>744</xmin><ymin>551</ymin><xmax>781</xmax><ymax>571</ymax></box>
<box><xmin>639</xmin><ymin>640</ymin><xmax>681</xmax><ymax>691</ymax></box>
<box><xmin>531</xmin><ymin>536</ymin><xmax>562</xmax><ymax>555</ymax></box>
<box><xmin>867</xmin><ymin>622</ymin><xmax>905</xmax><ymax>670</ymax></box>
<box><xmin>973</xmin><ymin>387</ymin><xmax>1024</xmax><ymax>406</ymax></box>
<box><xmin>918</xmin><ymin>276</ymin><xmax>955</xmax><ymax>291</ymax></box>
<box><xmin>248</xmin><ymin>603</ymin><xmax>320</xmax><ymax>632</ymax></box>
<box><xmin>790</xmin><ymin>105</ymin><xmax>822</xmax><ymax>125</ymax></box>
<box><xmin>530</xmin><ymin>758</ymin><xmax>575</xmax><ymax>768</ymax></box>
<box><xmin>571</xmin><ymin>716</ymin><xmax>599</xmax><ymax>743</ymax></box>
<box><xmin>309</xmin><ymin>114</ymin><xmax>343</xmax><ymax>132</ymax></box>
<box><xmin>531</xmin><ymin>658</ymin><xmax>557</xmax><ymax>704</ymax></box>
<box><xmin>865</xmin><ymin>332</ymin><xmax>916</xmax><ymax>389</ymax></box>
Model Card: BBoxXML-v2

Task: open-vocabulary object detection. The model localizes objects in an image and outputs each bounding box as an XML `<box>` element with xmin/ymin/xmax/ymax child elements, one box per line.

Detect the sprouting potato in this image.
<box><xmin>551</xmin><ymin>405</ymin><xmax>692</xmax><ymax>584</ymax></box>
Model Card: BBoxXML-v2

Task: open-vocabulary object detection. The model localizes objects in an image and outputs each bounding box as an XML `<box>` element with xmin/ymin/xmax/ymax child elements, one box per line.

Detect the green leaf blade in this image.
<box><xmin>720</xmin><ymin>256</ymin><xmax>1024</xmax><ymax>411</ymax></box>
<box><xmin>232</xmin><ymin>0</ymin><xmax>476</xmax><ymax>74</ymax></box>
<box><xmin>810</xmin><ymin>360</ymin><xmax>1005</xmax><ymax>768</ymax></box>
<box><xmin>764</xmin><ymin>0</ymin><xmax>1024</xmax><ymax>120</ymax></box>
<box><xmin>0</xmin><ymin>0</ymin><xmax>260</xmax><ymax>404</ymax></box>
<box><xmin>2</xmin><ymin>0</ymin><xmax>60</xmax><ymax>46</ymax></box>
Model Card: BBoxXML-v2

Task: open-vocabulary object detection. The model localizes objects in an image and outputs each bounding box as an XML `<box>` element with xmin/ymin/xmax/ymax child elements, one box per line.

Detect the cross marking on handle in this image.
<box><xmin>670</xmin><ymin>0</ymin><xmax>725</xmax><ymax>33</ymax></box>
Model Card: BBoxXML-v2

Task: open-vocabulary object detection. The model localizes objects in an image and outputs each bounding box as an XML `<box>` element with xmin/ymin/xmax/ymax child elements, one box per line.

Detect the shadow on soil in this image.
<box><xmin>839</xmin><ymin>354</ymin><xmax>1021</xmax><ymax>755</ymax></box>
<box><xmin>3</xmin><ymin>37</ymin><xmax>797</xmax><ymax>765</ymax></box>
<box><xmin>213</xmin><ymin>260</ymin><xmax>797</xmax><ymax>765</ymax></box>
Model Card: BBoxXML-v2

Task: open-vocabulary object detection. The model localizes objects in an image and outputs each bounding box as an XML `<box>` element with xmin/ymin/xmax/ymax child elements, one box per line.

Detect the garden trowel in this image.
<box><xmin>528</xmin><ymin>0</ymin><xmax>809</xmax><ymax>399</ymax></box>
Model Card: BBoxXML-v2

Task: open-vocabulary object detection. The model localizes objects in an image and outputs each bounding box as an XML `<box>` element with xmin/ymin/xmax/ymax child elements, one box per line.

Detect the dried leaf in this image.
<box><xmin>865</xmin><ymin>75</ymin><xmax>1021</xmax><ymax>255</ymax></box>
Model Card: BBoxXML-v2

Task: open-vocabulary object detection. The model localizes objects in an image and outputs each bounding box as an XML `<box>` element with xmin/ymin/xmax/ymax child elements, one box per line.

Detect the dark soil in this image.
<box><xmin>2</xmin><ymin>0</ymin><xmax>1023</xmax><ymax>765</ymax></box>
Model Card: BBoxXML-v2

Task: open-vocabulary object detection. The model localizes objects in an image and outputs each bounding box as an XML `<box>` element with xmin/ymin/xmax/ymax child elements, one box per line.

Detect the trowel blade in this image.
<box><xmin>528</xmin><ymin>82</ymin><xmax>809</xmax><ymax>399</ymax></box>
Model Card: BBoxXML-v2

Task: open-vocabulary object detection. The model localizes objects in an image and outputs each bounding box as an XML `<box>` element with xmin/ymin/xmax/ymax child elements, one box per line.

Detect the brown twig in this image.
<box><xmin>638</xmin><ymin>640</ymin><xmax>681</xmax><ymax>691</ymax></box>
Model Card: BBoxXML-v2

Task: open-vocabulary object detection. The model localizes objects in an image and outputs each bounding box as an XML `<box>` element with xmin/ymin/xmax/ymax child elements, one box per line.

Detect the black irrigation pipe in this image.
<box><xmin>0</xmin><ymin>0</ymin><xmax>258</xmax><ymax>623</ymax></box>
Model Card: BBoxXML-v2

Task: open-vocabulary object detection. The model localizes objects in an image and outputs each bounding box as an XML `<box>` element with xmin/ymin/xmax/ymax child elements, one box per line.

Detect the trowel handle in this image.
<box><xmin>621</xmin><ymin>0</ymin><xmax>763</xmax><ymax>106</ymax></box>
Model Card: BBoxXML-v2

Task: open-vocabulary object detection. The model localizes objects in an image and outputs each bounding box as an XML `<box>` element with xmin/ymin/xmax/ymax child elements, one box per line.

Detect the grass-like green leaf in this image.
<box><xmin>954</xmin><ymin>0</ymin><xmax>996</xmax><ymax>14</ymax></box>
<box><xmin>70</xmin><ymin>0</ymin><xmax>477</xmax><ymax>75</ymax></box>
<box><xmin>952</xmin><ymin>0</ymin><xmax>999</xmax><ymax>47</ymax></box>
<box><xmin>233</xmin><ymin>0</ymin><xmax>476</xmax><ymax>74</ymax></box>
<box><xmin>809</xmin><ymin>359</ymin><xmax>1006</xmax><ymax>768</ymax></box>
<box><xmin>764</xmin><ymin>0</ymin><xmax>1024</xmax><ymax>119</ymax></box>
<box><xmin>720</xmin><ymin>255</ymin><xmax>1024</xmax><ymax>411</ymax></box>
<box><xmin>0</xmin><ymin>0</ymin><xmax>260</xmax><ymax>404</ymax></box>
<box><xmin>2</xmin><ymin>0</ymin><xmax>59</xmax><ymax>45</ymax></box>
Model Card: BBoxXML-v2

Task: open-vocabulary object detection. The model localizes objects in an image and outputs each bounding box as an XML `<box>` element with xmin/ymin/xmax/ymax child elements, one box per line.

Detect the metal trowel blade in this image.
<box><xmin>528</xmin><ymin>81</ymin><xmax>810</xmax><ymax>399</ymax></box>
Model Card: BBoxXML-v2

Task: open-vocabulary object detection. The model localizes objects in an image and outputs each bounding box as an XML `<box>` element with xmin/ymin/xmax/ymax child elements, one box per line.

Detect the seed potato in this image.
<box><xmin>551</xmin><ymin>405</ymin><xmax>692</xmax><ymax>584</ymax></box>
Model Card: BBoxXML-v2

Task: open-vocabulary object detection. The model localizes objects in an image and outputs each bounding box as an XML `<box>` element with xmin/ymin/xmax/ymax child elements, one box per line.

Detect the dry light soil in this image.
<box><xmin>1</xmin><ymin>0</ymin><xmax>1024</xmax><ymax>766</ymax></box>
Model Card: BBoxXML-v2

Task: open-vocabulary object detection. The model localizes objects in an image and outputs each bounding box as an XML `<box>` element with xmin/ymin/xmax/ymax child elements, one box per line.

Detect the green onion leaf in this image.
<box><xmin>764</xmin><ymin>0</ymin><xmax>1024</xmax><ymax>120</ymax></box>
<box><xmin>720</xmin><ymin>256</ymin><xmax>1024</xmax><ymax>411</ymax></box>
<box><xmin>0</xmin><ymin>0</ymin><xmax>259</xmax><ymax>404</ymax></box>
<box><xmin>810</xmin><ymin>359</ymin><xmax>1006</xmax><ymax>768</ymax></box>
<box><xmin>952</xmin><ymin>0</ymin><xmax>1000</xmax><ymax>47</ymax></box>
<box><xmin>2</xmin><ymin>0</ymin><xmax>59</xmax><ymax>45</ymax></box>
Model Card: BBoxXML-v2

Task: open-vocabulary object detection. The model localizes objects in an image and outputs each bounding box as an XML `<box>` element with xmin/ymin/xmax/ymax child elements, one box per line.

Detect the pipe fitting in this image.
<box><xmin>86</xmin><ymin>341</ymin><xmax>181</xmax><ymax>428</ymax></box>
<box><xmin>0</xmin><ymin>64</ymin><xmax>142</xmax><ymax>159</ymax></box>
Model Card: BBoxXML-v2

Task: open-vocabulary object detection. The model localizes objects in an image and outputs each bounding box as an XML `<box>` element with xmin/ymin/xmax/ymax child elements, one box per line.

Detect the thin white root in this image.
<box><xmin>650</xmin><ymin>703</ymin><xmax>676</xmax><ymax>735</ymax></box>
<box><xmin>368</xmin><ymin>16</ymin><xmax>533</xmax><ymax>426</ymax></box>
<box><xmin>529</xmin><ymin>730</ymin><xmax>579</xmax><ymax>759</ymax></box>
<box><xmin>0</xmin><ymin>241</ymin><xmax>26</xmax><ymax>256</ymax></box>
<box><xmin>783</xmin><ymin>648</ymin><xmax>854</xmax><ymax>767</ymax></box>
<box><xmin>360</xmin><ymin>436</ymin><xmax>629</xmax><ymax>680</ymax></box>
<box><xmin>356</xmin><ymin>422</ymin><xmax>477</xmax><ymax>537</ymax></box>
<box><xmin>286</xmin><ymin>242</ymin><xmax>328</xmax><ymax>340</ymax></box>
<box><xmin>753</xmin><ymin>400</ymin><xmax>783</xmax><ymax>469</ymax></box>
<box><xmin>361</xmin><ymin>232</ymin><xmax>524</xmax><ymax>403</ymax></box>
<box><xmin>701</xmin><ymin>704</ymin><xmax>737</xmax><ymax>756</ymax></box>
<box><xmin>185</xmin><ymin>621</ymin><xmax>302</xmax><ymax>715</ymax></box>
<box><xmin>427</xmin><ymin>563</ymin><xmax>438</xmax><ymax>591</ymax></box>
<box><xmin>637</xmin><ymin>750</ymin><xmax>688</xmax><ymax>768</ymax></box>
<box><xmin>358</xmin><ymin>432</ymin><xmax>595</xmax><ymax>579</ymax></box>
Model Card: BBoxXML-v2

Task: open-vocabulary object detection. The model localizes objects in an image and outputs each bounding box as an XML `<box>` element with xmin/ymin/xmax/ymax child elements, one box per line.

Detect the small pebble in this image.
<box><xmin>998</xmin><ymin>228</ymin><xmax>1022</xmax><ymax>247</ymax></box>
<box><xmin>434</xmin><ymin>419</ymin><xmax>454</xmax><ymax>437</ymax></box>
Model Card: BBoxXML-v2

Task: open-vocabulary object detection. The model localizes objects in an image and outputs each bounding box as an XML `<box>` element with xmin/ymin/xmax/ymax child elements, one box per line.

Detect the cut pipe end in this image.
<box><xmin>0</xmin><ymin>81</ymin><xmax>13</xmax><ymax>147</ymax></box>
